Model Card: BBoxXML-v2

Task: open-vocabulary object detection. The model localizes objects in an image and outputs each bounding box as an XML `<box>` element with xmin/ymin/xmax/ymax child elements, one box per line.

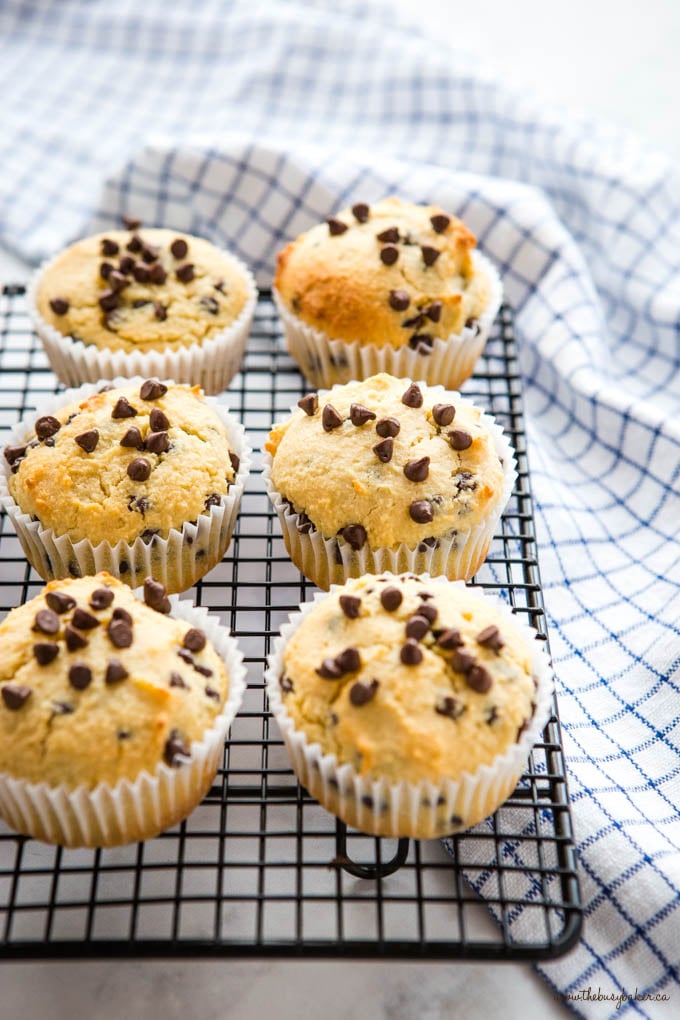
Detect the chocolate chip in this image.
<box><xmin>421</xmin><ymin>245</ymin><xmax>440</xmax><ymax>266</ymax></box>
<box><xmin>452</xmin><ymin>648</ymin><xmax>476</xmax><ymax>674</ymax></box>
<box><xmin>137</xmin><ymin>381</ymin><xmax>167</xmax><ymax>405</ymax></box>
<box><xmin>123</xmin><ymin>216</ymin><xmax>142</xmax><ymax>230</ymax></box>
<box><xmin>388</xmin><ymin>289</ymin><xmax>410</xmax><ymax>311</ymax></box>
<box><xmin>127</xmin><ymin>457</ymin><xmax>151</xmax><ymax>481</ymax></box>
<box><xmin>465</xmin><ymin>317</ymin><xmax>480</xmax><ymax>334</ymax></box>
<box><xmin>199</xmin><ymin>295</ymin><xmax>219</xmax><ymax>314</ymax></box>
<box><xmin>486</xmin><ymin>706</ymin><xmax>499</xmax><ymax>725</ymax></box>
<box><xmin>101</xmin><ymin>238</ymin><xmax>119</xmax><ymax>256</ymax></box>
<box><xmin>298</xmin><ymin>393</ymin><xmax>318</xmax><ymax>416</ymax></box>
<box><xmin>183</xmin><ymin>628</ymin><xmax>206</xmax><ymax>653</ymax></box>
<box><xmin>205</xmin><ymin>685</ymin><xmax>220</xmax><ymax>700</ymax></box>
<box><xmin>430</xmin><ymin>213</ymin><xmax>450</xmax><ymax>233</ymax></box>
<box><xmin>400</xmin><ymin>640</ymin><xmax>423</xmax><ymax>666</ymax></box>
<box><xmin>64</xmin><ymin>625</ymin><xmax>88</xmax><ymax>652</ymax></box>
<box><xmin>377</xmin><ymin>226</ymin><xmax>399</xmax><ymax>243</ymax></box>
<box><xmin>49</xmin><ymin>297</ymin><xmax>69</xmax><ymax>315</ymax></box>
<box><xmin>170</xmin><ymin>238</ymin><xmax>188</xmax><ymax>259</ymax></box>
<box><xmin>438</xmin><ymin>628</ymin><xmax>463</xmax><ymax>650</ymax></box>
<box><xmin>89</xmin><ymin>588</ymin><xmax>114</xmax><ymax>611</ymax></box>
<box><xmin>143</xmin><ymin>577</ymin><xmax>171</xmax><ymax>613</ymax></box>
<box><xmin>351</xmin><ymin>203</ymin><xmax>370</xmax><ymax>223</ymax></box>
<box><xmin>109</xmin><ymin>270</ymin><xmax>130</xmax><ymax>292</ymax></box>
<box><xmin>68</xmin><ymin>663</ymin><xmax>92</xmax><ymax>690</ymax></box>
<box><xmin>148</xmin><ymin>408</ymin><xmax>169</xmax><ymax>432</ymax></box>
<box><xmin>316</xmin><ymin>658</ymin><xmax>343</xmax><ymax>680</ymax></box>
<box><xmin>4</xmin><ymin>444</ymin><xmax>26</xmax><ymax>467</ymax></box>
<box><xmin>149</xmin><ymin>261</ymin><xmax>167</xmax><ymax>285</ymax></box>
<box><xmin>380</xmin><ymin>586</ymin><xmax>403</xmax><ymax>612</ymax></box>
<box><xmin>375</xmin><ymin>416</ymin><xmax>400</xmax><ymax>438</ymax></box>
<box><xmin>107</xmin><ymin>618</ymin><xmax>133</xmax><ymax>648</ymax></box>
<box><xmin>322</xmin><ymin>404</ymin><xmax>343</xmax><ymax>431</ymax></box>
<box><xmin>120</xmin><ymin>426</ymin><xmax>143</xmax><ymax>449</ymax></box>
<box><xmin>46</xmin><ymin>591</ymin><xmax>76</xmax><ymax>614</ymax></box>
<box><xmin>119</xmin><ymin>254</ymin><xmax>135</xmax><ymax>274</ymax></box>
<box><xmin>405</xmin><ymin>615</ymin><xmax>429</xmax><ymax>640</ymax></box>
<box><xmin>339</xmin><ymin>523</ymin><xmax>367</xmax><ymax>551</ymax></box>
<box><xmin>132</xmin><ymin>262</ymin><xmax>150</xmax><ymax>284</ymax></box>
<box><xmin>410</xmin><ymin>334</ymin><xmax>434</xmax><ymax>353</ymax></box>
<box><xmin>176</xmin><ymin>263</ymin><xmax>195</xmax><ymax>283</ymax></box>
<box><xmin>72</xmin><ymin>607</ymin><xmax>99</xmax><ymax>630</ymax></box>
<box><xmin>141</xmin><ymin>244</ymin><xmax>160</xmax><ymax>264</ymax></box>
<box><xmin>349</xmin><ymin>678</ymin><xmax>379</xmax><ymax>707</ymax></box>
<box><xmin>426</xmin><ymin>301</ymin><xmax>443</xmax><ymax>322</ymax></box>
<box><xmin>467</xmin><ymin>664</ymin><xmax>493</xmax><ymax>693</ymax></box>
<box><xmin>52</xmin><ymin>701</ymin><xmax>74</xmax><ymax>715</ymax></box>
<box><xmin>154</xmin><ymin>302</ymin><xmax>167</xmax><ymax>321</ymax></box>
<box><xmin>476</xmin><ymin>625</ymin><xmax>505</xmax><ymax>652</ymax></box>
<box><xmin>177</xmin><ymin>648</ymin><xmax>194</xmax><ymax>666</ymax></box>
<box><xmin>105</xmin><ymin>659</ymin><xmax>129</xmax><ymax>685</ymax></box>
<box><xmin>327</xmin><ymin>217</ymin><xmax>348</xmax><ymax>236</ymax></box>
<box><xmin>126</xmin><ymin>233</ymin><xmax>143</xmax><ymax>252</ymax></box>
<box><xmin>2</xmin><ymin>685</ymin><xmax>32</xmax><ymax>710</ymax></box>
<box><xmin>373</xmin><ymin>438</ymin><xmax>393</xmax><ymax>463</ymax></box>
<box><xmin>379</xmin><ymin>244</ymin><xmax>399</xmax><ymax>265</ymax></box>
<box><xmin>403</xmin><ymin>456</ymin><xmax>430</xmax><ymax>483</ymax></box>
<box><xmin>345</xmin><ymin>406</ymin><xmax>376</xmax><ymax>434</ymax></box>
<box><xmin>401</xmin><ymin>382</ymin><xmax>423</xmax><ymax>408</ymax></box>
<box><xmin>409</xmin><ymin>499</ymin><xmax>433</xmax><ymax>524</ymax></box>
<box><xmin>113</xmin><ymin>607</ymin><xmax>132</xmax><ymax>623</ymax></box>
<box><xmin>433</xmin><ymin>403</ymin><xmax>455</xmax><ymax>427</ymax></box>
<box><xmin>402</xmin><ymin>313</ymin><xmax>425</xmax><ymax>330</ymax></box>
<box><xmin>100</xmin><ymin>261</ymin><xmax>114</xmax><ymax>280</ymax></box>
<box><xmin>436</xmin><ymin>696</ymin><xmax>463</xmax><ymax>720</ymax></box>
<box><xmin>335</xmin><ymin>647</ymin><xmax>361</xmax><ymax>673</ymax></box>
<box><xmin>448</xmin><ymin>428</ymin><xmax>472</xmax><ymax>451</ymax></box>
<box><xmin>227</xmin><ymin>451</ymin><xmax>239</xmax><ymax>476</ymax></box>
<box><xmin>35</xmin><ymin>415</ymin><xmax>61</xmax><ymax>440</ymax></box>
<box><xmin>33</xmin><ymin>609</ymin><xmax>60</xmax><ymax>635</ymax></box>
<box><xmin>33</xmin><ymin>642</ymin><xmax>59</xmax><ymax>665</ymax></box>
<box><xmin>339</xmin><ymin>594</ymin><xmax>362</xmax><ymax>619</ymax></box>
<box><xmin>418</xmin><ymin>603</ymin><xmax>438</xmax><ymax>626</ymax></box>
<box><xmin>279</xmin><ymin>675</ymin><xmax>294</xmax><ymax>693</ymax></box>
<box><xmin>75</xmin><ymin>429</ymin><xmax>99</xmax><ymax>453</ymax></box>
<box><xmin>98</xmin><ymin>289</ymin><xmax>119</xmax><ymax>312</ymax></box>
<box><xmin>164</xmin><ymin>730</ymin><xmax>190</xmax><ymax>766</ymax></box>
<box><xmin>112</xmin><ymin>396</ymin><xmax>138</xmax><ymax>419</ymax></box>
<box><xmin>204</xmin><ymin>493</ymin><xmax>221</xmax><ymax>510</ymax></box>
<box><xmin>145</xmin><ymin>431</ymin><xmax>169</xmax><ymax>455</ymax></box>
<box><xmin>170</xmin><ymin>672</ymin><xmax>188</xmax><ymax>689</ymax></box>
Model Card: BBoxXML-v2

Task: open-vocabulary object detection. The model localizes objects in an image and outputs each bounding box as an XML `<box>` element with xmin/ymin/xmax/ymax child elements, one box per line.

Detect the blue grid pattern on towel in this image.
<box><xmin>2</xmin><ymin>1</ymin><xmax>680</xmax><ymax>1015</ymax></box>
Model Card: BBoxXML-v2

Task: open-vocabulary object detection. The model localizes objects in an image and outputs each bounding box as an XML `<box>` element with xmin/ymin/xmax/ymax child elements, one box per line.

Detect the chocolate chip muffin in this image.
<box><xmin>263</xmin><ymin>373</ymin><xmax>514</xmax><ymax>589</ymax></box>
<box><xmin>29</xmin><ymin>222</ymin><xmax>256</xmax><ymax>393</ymax></box>
<box><xmin>273</xmin><ymin>197</ymin><xmax>502</xmax><ymax>389</ymax></box>
<box><xmin>267</xmin><ymin>573</ymin><xmax>553</xmax><ymax>838</ymax></box>
<box><xmin>0</xmin><ymin>572</ymin><xmax>246</xmax><ymax>847</ymax></box>
<box><xmin>1</xmin><ymin>378</ymin><xmax>250</xmax><ymax>592</ymax></box>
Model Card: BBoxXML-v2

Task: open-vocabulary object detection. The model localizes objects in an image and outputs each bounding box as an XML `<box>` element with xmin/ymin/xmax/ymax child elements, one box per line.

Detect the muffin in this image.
<box><xmin>273</xmin><ymin>197</ymin><xmax>502</xmax><ymax>389</ymax></box>
<box><xmin>266</xmin><ymin>573</ymin><xmax>553</xmax><ymax>838</ymax></box>
<box><xmin>0</xmin><ymin>377</ymin><xmax>250</xmax><ymax>592</ymax></box>
<box><xmin>263</xmin><ymin>373</ymin><xmax>515</xmax><ymax>589</ymax></box>
<box><xmin>0</xmin><ymin>572</ymin><xmax>246</xmax><ymax>847</ymax></box>
<box><xmin>28</xmin><ymin>223</ymin><xmax>257</xmax><ymax>393</ymax></box>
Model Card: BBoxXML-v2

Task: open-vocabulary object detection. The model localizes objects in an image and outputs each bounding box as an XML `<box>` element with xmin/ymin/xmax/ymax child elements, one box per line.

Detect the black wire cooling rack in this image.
<box><xmin>0</xmin><ymin>285</ymin><xmax>581</xmax><ymax>961</ymax></box>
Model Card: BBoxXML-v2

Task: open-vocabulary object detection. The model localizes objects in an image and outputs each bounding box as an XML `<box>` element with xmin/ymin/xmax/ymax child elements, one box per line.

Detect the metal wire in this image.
<box><xmin>0</xmin><ymin>286</ymin><xmax>581</xmax><ymax>960</ymax></box>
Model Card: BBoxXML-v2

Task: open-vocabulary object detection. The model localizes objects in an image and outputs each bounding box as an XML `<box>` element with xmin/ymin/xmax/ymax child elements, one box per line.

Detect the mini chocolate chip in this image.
<box><xmin>433</xmin><ymin>403</ymin><xmax>455</xmax><ymax>427</ymax></box>
<box><xmin>183</xmin><ymin>628</ymin><xmax>206</xmax><ymax>653</ymax></box>
<box><xmin>75</xmin><ymin>429</ymin><xmax>99</xmax><ymax>453</ymax></box>
<box><xmin>33</xmin><ymin>642</ymin><xmax>59</xmax><ymax>665</ymax></box>
<box><xmin>380</xmin><ymin>586</ymin><xmax>403</xmax><ymax>612</ymax></box>
<box><xmin>316</xmin><ymin>658</ymin><xmax>343</xmax><ymax>680</ymax></box>
<box><xmin>154</xmin><ymin>302</ymin><xmax>167</xmax><ymax>321</ymax></box>
<box><xmin>123</xmin><ymin>216</ymin><xmax>142</xmax><ymax>230</ymax></box>
<box><xmin>33</xmin><ymin>608</ymin><xmax>60</xmax><ymax>635</ymax></box>
<box><xmin>68</xmin><ymin>663</ymin><xmax>92</xmax><ymax>690</ymax></box>
<box><xmin>105</xmin><ymin>659</ymin><xmax>129</xmax><ymax>684</ymax></box>
<box><xmin>409</xmin><ymin>499</ymin><xmax>434</xmax><ymax>524</ymax></box>
<box><xmin>177</xmin><ymin>648</ymin><xmax>194</xmax><ymax>666</ymax></box>
<box><xmin>377</xmin><ymin>226</ymin><xmax>399</xmax><ymax>243</ymax></box>
<box><xmin>373</xmin><ymin>438</ymin><xmax>393</xmax><ymax>463</ymax></box>
<box><xmin>351</xmin><ymin>203</ymin><xmax>370</xmax><ymax>223</ymax></box>
<box><xmin>126</xmin><ymin>233</ymin><xmax>143</xmax><ymax>252</ymax></box>
<box><xmin>405</xmin><ymin>615</ymin><xmax>429</xmax><ymax>640</ymax></box>
<box><xmin>49</xmin><ymin>296</ymin><xmax>69</xmax><ymax>315</ymax></box>
<box><xmin>229</xmin><ymin>451</ymin><xmax>240</xmax><ymax>474</ymax></box>
<box><xmin>89</xmin><ymin>588</ymin><xmax>114</xmax><ymax>612</ymax></box>
<box><xmin>145</xmin><ymin>431</ymin><xmax>169</xmax><ymax>455</ymax></box>
<box><xmin>72</xmin><ymin>607</ymin><xmax>99</xmax><ymax>630</ymax></box>
<box><xmin>149</xmin><ymin>261</ymin><xmax>167</xmax><ymax>285</ymax></box>
<box><xmin>403</xmin><ymin>456</ymin><xmax>430</xmax><ymax>482</ymax></box>
<box><xmin>339</xmin><ymin>523</ymin><xmax>367</xmax><ymax>551</ymax></box>
<box><xmin>375</xmin><ymin>416</ymin><xmax>400</xmax><ymax>438</ymax></box>
<box><xmin>98</xmin><ymin>289</ymin><xmax>119</xmax><ymax>312</ymax></box>
<box><xmin>100</xmin><ymin>261</ymin><xmax>114</xmax><ymax>280</ymax></box>
<box><xmin>199</xmin><ymin>295</ymin><xmax>219</xmax><ymax>314</ymax></box>
<box><xmin>120</xmin><ymin>426</ymin><xmax>143</xmax><ymax>448</ymax></box>
<box><xmin>46</xmin><ymin>591</ymin><xmax>76</xmax><ymax>614</ymax></box>
<box><xmin>347</xmin><ymin>403</ymin><xmax>376</xmax><ymax>429</ymax></box>
<box><xmin>204</xmin><ymin>493</ymin><xmax>221</xmax><ymax>510</ymax></box>
<box><xmin>108</xmin><ymin>270</ymin><xmax>130</xmax><ymax>292</ymax></box>
<box><xmin>119</xmin><ymin>254</ymin><xmax>135</xmax><ymax>274</ymax></box>
<box><xmin>280</xmin><ymin>675</ymin><xmax>294</xmax><ymax>693</ymax></box>
<box><xmin>438</xmin><ymin>628</ymin><xmax>463</xmax><ymax>650</ymax></box>
<box><xmin>143</xmin><ymin>577</ymin><xmax>171</xmax><ymax>613</ymax></box>
<box><xmin>35</xmin><ymin>415</ymin><xmax>61</xmax><ymax>440</ymax></box>
<box><xmin>476</xmin><ymin>625</ymin><xmax>505</xmax><ymax>652</ymax></box>
<box><xmin>195</xmin><ymin>664</ymin><xmax>213</xmax><ymax>679</ymax></box>
<box><xmin>298</xmin><ymin>393</ymin><xmax>318</xmax><ymax>416</ymax></box>
<box><xmin>127</xmin><ymin>457</ymin><xmax>151</xmax><ymax>481</ymax></box>
<box><xmin>2</xmin><ymin>685</ymin><xmax>32</xmax><ymax>710</ymax></box>
<box><xmin>421</xmin><ymin>245</ymin><xmax>440</xmax><ymax>266</ymax></box>
<box><xmin>402</xmin><ymin>313</ymin><xmax>426</xmax><ymax>330</ymax></box>
<box><xmin>467</xmin><ymin>664</ymin><xmax>493</xmax><ymax>693</ymax></box>
<box><xmin>176</xmin><ymin>263</ymin><xmax>195</xmax><ymax>283</ymax></box>
<box><xmin>132</xmin><ymin>262</ymin><xmax>150</xmax><ymax>284</ymax></box>
<box><xmin>149</xmin><ymin>407</ymin><xmax>170</xmax><ymax>432</ymax></box>
<box><xmin>430</xmin><ymin>213</ymin><xmax>451</xmax><ymax>233</ymax></box>
<box><xmin>112</xmin><ymin>396</ymin><xmax>138</xmax><ymax>419</ymax></box>
<box><xmin>64</xmin><ymin>625</ymin><xmax>88</xmax><ymax>652</ymax></box>
<box><xmin>349</xmin><ymin>678</ymin><xmax>379</xmax><ymax>707</ymax></box>
<box><xmin>4</xmin><ymin>444</ymin><xmax>26</xmax><ymax>466</ymax></box>
<box><xmin>327</xmin><ymin>217</ymin><xmax>348</xmax><ymax>236</ymax></box>
<box><xmin>452</xmin><ymin>648</ymin><xmax>476</xmax><ymax>674</ymax></box>
<box><xmin>401</xmin><ymin>383</ymin><xmax>423</xmax><ymax>408</ymax></box>
<box><xmin>170</xmin><ymin>672</ymin><xmax>188</xmax><ymax>689</ymax></box>
<box><xmin>322</xmin><ymin>403</ymin><xmax>343</xmax><ymax>431</ymax></box>
<box><xmin>426</xmin><ymin>300</ymin><xmax>443</xmax><ymax>322</ymax></box>
<box><xmin>465</xmin><ymin>317</ymin><xmax>480</xmax><ymax>334</ymax></box>
<box><xmin>448</xmin><ymin>428</ymin><xmax>472</xmax><ymax>451</ymax></box>
<box><xmin>170</xmin><ymin>238</ymin><xmax>188</xmax><ymax>259</ymax></box>
<box><xmin>139</xmin><ymin>379</ymin><xmax>168</xmax><ymax>401</ymax></box>
<box><xmin>380</xmin><ymin>244</ymin><xmax>399</xmax><ymax>265</ymax></box>
<box><xmin>335</xmin><ymin>647</ymin><xmax>361</xmax><ymax>674</ymax></box>
<box><xmin>164</xmin><ymin>730</ymin><xmax>191</xmax><ymax>766</ymax></box>
<box><xmin>411</xmin><ymin>335</ymin><xmax>434</xmax><ymax>353</ymax></box>
<box><xmin>108</xmin><ymin>618</ymin><xmax>133</xmax><ymax>648</ymax></box>
<box><xmin>101</xmin><ymin>238</ymin><xmax>120</xmax><ymax>256</ymax></box>
<box><xmin>436</xmin><ymin>696</ymin><xmax>464</xmax><ymax>720</ymax></box>
<box><xmin>205</xmin><ymin>685</ymin><xmax>220</xmax><ymax>700</ymax></box>
<box><xmin>388</xmin><ymin>289</ymin><xmax>410</xmax><ymax>311</ymax></box>
<box><xmin>400</xmin><ymin>640</ymin><xmax>423</xmax><ymax>666</ymax></box>
<box><xmin>339</xmin><ymin>594</ymin><xmax>361</xmax><ymax>619</ymax></box>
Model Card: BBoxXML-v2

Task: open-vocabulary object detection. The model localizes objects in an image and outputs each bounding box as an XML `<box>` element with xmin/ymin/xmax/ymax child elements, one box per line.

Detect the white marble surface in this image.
<box><xmin>1</xmin><ymin>1</ymin><xmax>678</xmax><ymax>1017</ymax></box>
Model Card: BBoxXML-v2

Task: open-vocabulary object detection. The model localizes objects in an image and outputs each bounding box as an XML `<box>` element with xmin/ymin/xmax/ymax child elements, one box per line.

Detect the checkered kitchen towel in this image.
<box><xmin>1</xmin><ymin>1</ymin><xmax>679</xmax><ymax>1014</ymax></box>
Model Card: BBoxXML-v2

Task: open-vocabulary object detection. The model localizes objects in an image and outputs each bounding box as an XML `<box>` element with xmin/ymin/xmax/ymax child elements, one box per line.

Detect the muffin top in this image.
<box><xmin>274</xmin><ymin>197</ymin><xmax>491</xmax><ymax>349</ymax></box>
<box><xmin>279</xmin><ymin>574</ymin><xmax>538</xmax><ymax>785</ymax></box>
<box><xmin>0</xmin><ymin>573</ymin><xmax>229</xmax><ymax>789</ymax></box>
<box><xmin>36</xmin><ymin>226</ymin><xmax>251</xmax><ymax>354</ymax></box>
<box><xmin>266</xmin><ymin>373</ymin><xmax>506</xmax><ymax>550</ymax></box>
<box><xmin>5</xmin><ymin>380</ymin><xmax>238</xmax><ymax>546</ymax></box>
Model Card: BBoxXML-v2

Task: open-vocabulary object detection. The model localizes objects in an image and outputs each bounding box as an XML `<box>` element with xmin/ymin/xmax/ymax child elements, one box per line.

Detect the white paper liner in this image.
<box><xmin>262</xmin><ymin>380</ymin><xmax>516</xmax><ymax>590</ymax></box>
<box><xmin>27</xmin><ymin>250</ymin><xmax>258</xmax><ymax>395</ymax></box>
<box><xmin>274</xmin><ymin>250</ymin><xmax>502</xmax><ymax>389</ymax></box>
<box><xmin>265</xmin><ymin>576</ymin><xmax>554</xmax><ymax>838</ymax></box>
<box><xmin>0</xmin><ymin>597</ymin><xmax>247</xmax><ymax>848</ymax></box>
<box><xmin>0</xmin><ymin>377</ymin><xmax>252</xmax><ymax>594</ymax></box>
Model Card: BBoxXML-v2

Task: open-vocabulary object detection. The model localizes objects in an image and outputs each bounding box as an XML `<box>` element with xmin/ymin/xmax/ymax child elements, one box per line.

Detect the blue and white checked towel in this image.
<box><xmin>1</xmin><ymin>1</ymin><xmax>679</xmax><ymax>1014</ymax></box>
